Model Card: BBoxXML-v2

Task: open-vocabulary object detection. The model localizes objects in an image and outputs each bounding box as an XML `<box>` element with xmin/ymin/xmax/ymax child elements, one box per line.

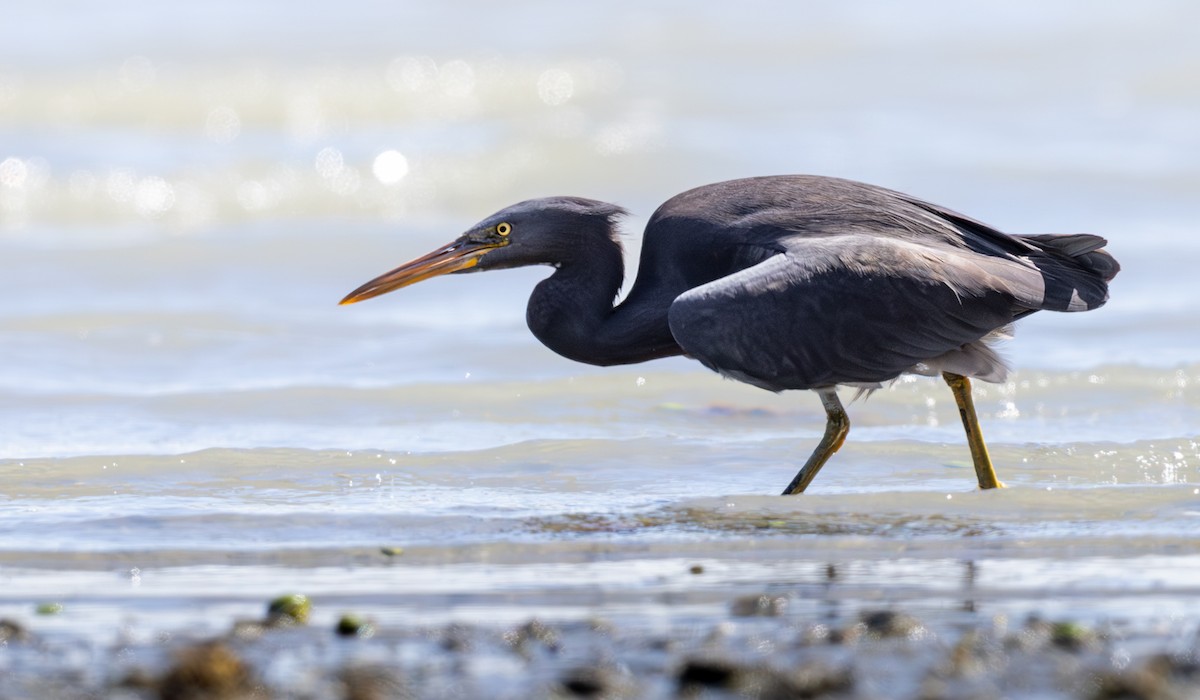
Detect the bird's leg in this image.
<box><xmin>781</xmin><ymin>388</ymin><xmax>848</xmax><ymax>495</ymax></box>
<box><xmin>942</xmin><ymin>372</ymin><xmax>1005</xmax><ymax>489</ymax></box>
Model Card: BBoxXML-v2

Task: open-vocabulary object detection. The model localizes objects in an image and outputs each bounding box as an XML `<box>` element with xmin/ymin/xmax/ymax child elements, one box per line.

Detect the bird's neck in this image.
<box><xmin>525</xmin><ymin>232</ymin><xmax>680</xmax><ymax>367</ymax></box>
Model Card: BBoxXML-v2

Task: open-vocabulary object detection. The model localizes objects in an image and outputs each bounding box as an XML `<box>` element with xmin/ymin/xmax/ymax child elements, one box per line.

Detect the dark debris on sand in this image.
<box><xmin>0</xmin><ymin>596</ymin><xmax>1197</xmax><ymax>699</ymax></box>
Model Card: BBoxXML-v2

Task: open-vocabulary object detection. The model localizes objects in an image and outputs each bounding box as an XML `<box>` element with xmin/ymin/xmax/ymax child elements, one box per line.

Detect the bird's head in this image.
<box><xmin>339</xmin><ymin>196</ymin><xmax>626</xmax><ymax>305</ymax></box>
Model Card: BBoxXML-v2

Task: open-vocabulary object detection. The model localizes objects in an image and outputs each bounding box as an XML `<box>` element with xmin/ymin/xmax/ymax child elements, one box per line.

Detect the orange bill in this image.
<box><xmin>340</xmin><ymin>237</ymin><xmax>493</xmax><ymax>305</ymax></box>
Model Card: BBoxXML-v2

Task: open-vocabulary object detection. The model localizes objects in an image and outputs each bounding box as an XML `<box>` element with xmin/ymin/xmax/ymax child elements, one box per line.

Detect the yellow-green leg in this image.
<box><xmin>942</xmin><ymin>372</ymin><xmax>1005</xmax><ymax>489</ymax></box>
<box><xmin>782</xmin><ymin>388</ymin><xmax>848</xmax><ymax>495</ymax></box>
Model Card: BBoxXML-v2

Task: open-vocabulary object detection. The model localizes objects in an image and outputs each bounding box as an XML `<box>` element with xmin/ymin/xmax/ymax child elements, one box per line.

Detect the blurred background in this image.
<box><xmin>1</xmin><ymin>2</ymin><xmax>1199</xmax><ymax>694</ymax></box>
<box><xmin>2</xmin><ymin>2</ymin><xmax>1197</xmax><ymax>460</ymax></box>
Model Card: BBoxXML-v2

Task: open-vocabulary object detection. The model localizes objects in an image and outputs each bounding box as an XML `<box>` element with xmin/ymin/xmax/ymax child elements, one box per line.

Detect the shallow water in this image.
<box><xmin>2</xmin><ymin>0</ymin><xmax>1199</xmax><ymax>696</ymax></box>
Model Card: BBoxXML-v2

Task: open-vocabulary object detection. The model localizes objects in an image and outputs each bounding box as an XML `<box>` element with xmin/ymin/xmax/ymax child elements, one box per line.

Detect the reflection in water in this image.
<box><xmin>824</xmin><ymin>562</ymin><xmax>840</xmax><ymax>624</ymax></box>
<box><xmin>962</xmin><ymin>560</ymin><xmax>977</xmax><ymax>613</ymax></box>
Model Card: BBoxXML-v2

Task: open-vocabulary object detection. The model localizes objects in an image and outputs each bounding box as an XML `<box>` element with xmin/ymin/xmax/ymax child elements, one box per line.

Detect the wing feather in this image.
<box><xmin>666</xmin><ymin>235</ymin><xmax>1036</xmax><ymax>391</ymax></box>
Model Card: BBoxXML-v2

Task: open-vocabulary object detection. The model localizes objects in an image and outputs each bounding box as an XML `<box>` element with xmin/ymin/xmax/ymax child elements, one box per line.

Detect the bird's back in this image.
<box><xmin>638</xmin><ymin>175</ymin><xmax>1116</xmax><ymax>312</ymax></box>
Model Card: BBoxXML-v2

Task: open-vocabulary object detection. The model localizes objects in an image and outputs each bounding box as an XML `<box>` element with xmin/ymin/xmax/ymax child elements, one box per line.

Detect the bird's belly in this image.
<box><xmin>698</xmin><ymin>337</ymin><xmax>1007</xmax><ymax>394</ymax></box>
<box><xmin>701</xmin><ymin>360</ymin><xmax>893</xmax><ymax>393</ymax></box>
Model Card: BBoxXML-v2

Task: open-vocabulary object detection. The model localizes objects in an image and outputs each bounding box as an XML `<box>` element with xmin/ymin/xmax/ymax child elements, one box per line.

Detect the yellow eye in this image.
<box><xmin>496</xmin><ymin>222</ymin><xmax>512</xmax><ymax>236</ymax></box>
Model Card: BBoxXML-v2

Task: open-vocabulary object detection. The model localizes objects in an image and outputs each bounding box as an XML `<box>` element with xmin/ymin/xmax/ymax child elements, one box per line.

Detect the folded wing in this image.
<box><xmin>666</xmin><ymin>233</ymin><xmax>1071</xmax><ymax>391</ymax></box>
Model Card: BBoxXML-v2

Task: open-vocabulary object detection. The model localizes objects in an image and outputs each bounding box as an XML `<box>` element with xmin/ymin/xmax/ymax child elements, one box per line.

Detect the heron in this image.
<box><xmin>340</xmin><ymin>175</ymin><xmax>1119</xmax><ymax>494</ymax></box>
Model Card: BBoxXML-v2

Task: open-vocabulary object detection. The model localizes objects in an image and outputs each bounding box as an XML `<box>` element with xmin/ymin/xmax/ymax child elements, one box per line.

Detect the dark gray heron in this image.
<box><xmin>341</xmin><ymin>175</ymin><xmax>1119</xmax><ymax>494</ymax></box>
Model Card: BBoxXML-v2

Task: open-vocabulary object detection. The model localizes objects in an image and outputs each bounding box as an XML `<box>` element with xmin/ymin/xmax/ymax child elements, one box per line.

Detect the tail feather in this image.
<box><xmin>1003</xmin><ymin>232</ymin><xmax>1119</xmax><ymax>312</ymax></box>
<box><xmin>1020</xmin><ymin>233</ymin><xmax>1120</xmax><ymax>282</ymax></box>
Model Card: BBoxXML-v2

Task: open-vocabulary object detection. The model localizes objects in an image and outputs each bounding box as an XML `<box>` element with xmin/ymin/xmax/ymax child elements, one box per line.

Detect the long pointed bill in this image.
<box><xmin>339</xmin><ymin>237</ymin><xmax>496</xmax><ymax>305</ymax></box>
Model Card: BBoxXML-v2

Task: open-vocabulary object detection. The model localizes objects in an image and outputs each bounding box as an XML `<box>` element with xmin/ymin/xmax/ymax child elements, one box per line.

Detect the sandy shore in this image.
<box><xmin>2</xmin><ymin>553</ymin><xmax>1197</xmax><ymax>700</ymax></box>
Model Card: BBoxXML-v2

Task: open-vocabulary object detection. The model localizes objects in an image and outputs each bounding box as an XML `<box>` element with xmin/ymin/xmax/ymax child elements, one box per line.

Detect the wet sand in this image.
<box><xmin>11</xmin><ymin>612</ymin><xmax>1200</xmax><ymax>699</ymax></box>
<box><xmin>2</xmin><ymin>513</ymin><xmax>1198</xmax><ymax>699</ymax></box>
